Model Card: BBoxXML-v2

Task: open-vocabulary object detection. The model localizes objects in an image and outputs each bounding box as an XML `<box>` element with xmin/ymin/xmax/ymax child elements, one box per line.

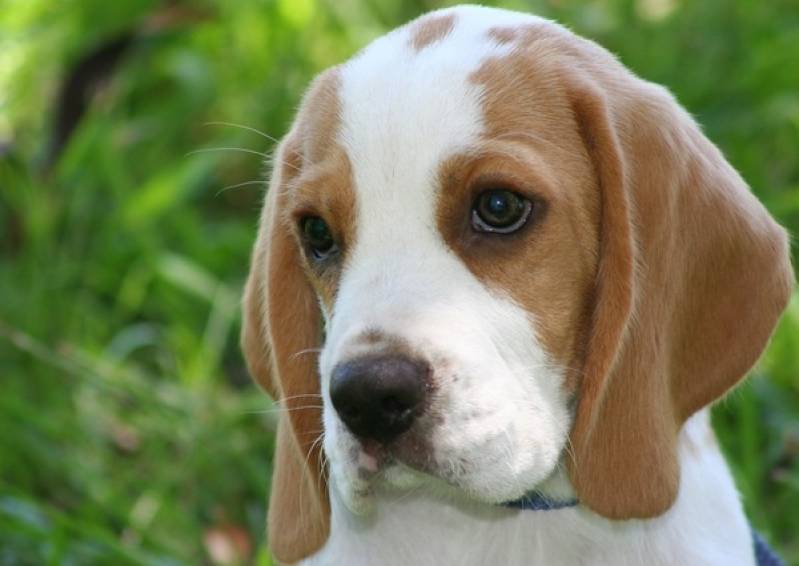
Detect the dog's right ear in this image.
<box><xmin>241</xmin><ymin>134</ymin><xmax>330</xmax><ymax>564</ymax></box>
<box><xmin>561</xmin><ymin>48</ymin><xmax>793</xmax><ymax>520</ymax></box>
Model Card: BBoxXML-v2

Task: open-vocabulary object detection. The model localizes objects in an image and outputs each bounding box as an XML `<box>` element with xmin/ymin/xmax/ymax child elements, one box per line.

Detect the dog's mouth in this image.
<box><xmin>328</xmin><ymin>421</ymin><xmax>451</xmax><ymax>513</ymax></box>
<box><xmin>354</xmin><ymin>427</ymin><xmax>437</xmax><ymax>480</ymax></box>
<box><xmin>336</xmin><ymin>418</ymin><xmax>522</xmax><ymax>517</ymax></box>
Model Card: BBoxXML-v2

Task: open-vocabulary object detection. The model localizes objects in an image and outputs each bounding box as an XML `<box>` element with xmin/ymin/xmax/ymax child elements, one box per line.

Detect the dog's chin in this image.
<box><xmin>331</xmin><ymin>445</ymin><xmax>565</xmax><ymax>516</ymax></box>
<box><xmin>329</xmin><ymin>463</ymin><xmax>376</xmax><ymax>516</ymax></box>
<box><xmin>332</xmin><ymin>461</ymin><xmax>456</xmax><ymax>516</ymax></box>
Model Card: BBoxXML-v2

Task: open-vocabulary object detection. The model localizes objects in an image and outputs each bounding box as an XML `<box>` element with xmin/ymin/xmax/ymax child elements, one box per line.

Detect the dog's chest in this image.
<box><xmin>307</xmin><ymin>498</ymin><xmax>752</xmax><ymax>566</ymax></box>
<box><xmin>308</xmin><ymin>493</ymin><xmax>587</xmax><ymax>566</ymax></box>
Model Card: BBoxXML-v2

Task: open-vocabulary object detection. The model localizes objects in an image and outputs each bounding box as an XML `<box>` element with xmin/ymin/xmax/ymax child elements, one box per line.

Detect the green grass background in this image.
<box><xmin>1</xmin><ymin>0</ymin><xmax>797</xmax><ymax>564</ymax></box>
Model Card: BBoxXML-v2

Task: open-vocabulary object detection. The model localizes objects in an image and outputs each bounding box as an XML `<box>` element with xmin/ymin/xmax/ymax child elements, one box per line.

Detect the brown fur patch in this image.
<box><xmin>435</xmin><ymin>139</ymin><xmax>598</xmax><ymax>388</ymax></box>
<box><xmin>286</xmin><ymin>146</ymin><xmax>355</xmax><ymax>312</ymax></box>
<box><xmin>487</xmin><ymin>25</ymin><xmax>518</xmax><ymax>45</ymax></box>
<box><xmin>437</xmin><ymin>24</ymin><xmax>601</xmax><ymax>389</ymax></box>
<box><xmin>241</xmin><ymin>67</ymin><xmax>356</xmax><ymax>563</ymax></box>
<box><xmin>409</xmin><ymin>13</ymin><xmax>456</xmax><ymax>51</ymax></box>
<box><xmin>283</xmin><ymin>69</ymin><xmax>357</xmax><ymax>314</ymax></box>
<box><xmin>449</xmin><ymin>22</ymin><xmax>794</xmax><ymax>520</ymax></box>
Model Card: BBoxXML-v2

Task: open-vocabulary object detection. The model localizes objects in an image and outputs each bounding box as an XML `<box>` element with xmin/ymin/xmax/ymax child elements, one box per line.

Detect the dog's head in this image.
<box><xmin>242</xmin><ymin>6</ymin><xmax>793</xmax><ymax>562</ymax></box>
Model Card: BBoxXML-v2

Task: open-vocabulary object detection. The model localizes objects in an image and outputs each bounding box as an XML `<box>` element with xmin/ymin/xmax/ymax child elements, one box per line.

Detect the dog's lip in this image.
<box><xmin>354</xmin><ymin>435</ymin><xmax>429</xmax><ymax>477</ymax></box>
<box><xmin>380</xmin><ymin>436</ymin><xmax>436</xmax><ymax>474</ymax></box>
<box><xmin>358</xmin><ymin>440</ymin><xmax>384</xmax><ymax>473</ymax></box>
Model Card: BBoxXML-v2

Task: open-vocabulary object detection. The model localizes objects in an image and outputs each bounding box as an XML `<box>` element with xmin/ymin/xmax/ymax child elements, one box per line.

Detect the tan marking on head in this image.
<box><xmin>409</xmin><ymin>13</ymin><xmax>456</xmax><ymax>51</ymax></box>
<box><xmin>285</xmin><ymin>147</ymin><xmax>354</xmax><ymax>313</ymax></box>
<box><xmin>437</xmin><ymin>28</ymin><xmax>600</xmax><ymax>391</ymax></box>
<box><xmin>282</xmin><ymin>68</ymin><xmax>357</xmax><ymax>314</ymax></box>
<box><xmin>487</xmin><ymin>25</ymin><xmax>518</xmax><ymax>45</ymax></box>
<box><xmin>294</xmin><ymin>67</ymin><xmax>345</xmax><ymax>165</ymax></box>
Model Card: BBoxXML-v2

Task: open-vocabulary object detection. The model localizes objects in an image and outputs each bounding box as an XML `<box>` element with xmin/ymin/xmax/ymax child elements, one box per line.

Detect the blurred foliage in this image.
<box><xmin>0</xmin><ymin>0</ymin><xmax>797</xmax><ymax>564</ymax></box>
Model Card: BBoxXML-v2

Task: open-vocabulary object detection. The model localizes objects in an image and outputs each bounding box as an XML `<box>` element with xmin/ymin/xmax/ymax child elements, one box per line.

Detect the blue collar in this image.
<box><xmin>503</xmin><ymin>492</ymin><xmax>579</xmax><ymax>511</ymax></box>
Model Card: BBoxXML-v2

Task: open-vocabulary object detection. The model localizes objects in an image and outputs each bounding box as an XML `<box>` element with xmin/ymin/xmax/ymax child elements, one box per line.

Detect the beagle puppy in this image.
<box><xmin>242</xmin><ymin>5</ymin><xmax>793</xmax><ymax>565</ymax></box>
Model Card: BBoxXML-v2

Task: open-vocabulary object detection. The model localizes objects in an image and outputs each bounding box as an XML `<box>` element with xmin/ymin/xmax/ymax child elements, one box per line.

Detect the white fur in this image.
<box><xmin>306</xmin><ymin>5</ymin><xmax>755</xmax><ymax>565</ymax></box>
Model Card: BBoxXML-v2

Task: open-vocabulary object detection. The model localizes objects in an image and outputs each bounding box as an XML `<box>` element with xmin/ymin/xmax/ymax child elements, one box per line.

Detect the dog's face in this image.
<box><xmin>242</xmin><ymin>6</ymin><xmax>792</xmax><ymax>562</ymax></box>
<box><xmin>302</xmin><ymin>10</ymin><xmax>600</xmax><ymax>512</ymax></box>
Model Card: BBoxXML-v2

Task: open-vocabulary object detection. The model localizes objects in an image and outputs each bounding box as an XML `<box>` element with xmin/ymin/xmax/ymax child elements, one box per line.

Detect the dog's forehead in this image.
<box><xmin>335</xmin><ymin>7</ymin><xmax>548</xmax><ymax>249</ymax></box>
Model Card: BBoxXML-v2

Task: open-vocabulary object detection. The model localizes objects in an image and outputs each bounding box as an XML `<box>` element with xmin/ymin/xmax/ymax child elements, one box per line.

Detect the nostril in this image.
<box><xmin>381</xmin><ymin>395</ymin><xmax>407</xmax><ymax>416</ymax></box>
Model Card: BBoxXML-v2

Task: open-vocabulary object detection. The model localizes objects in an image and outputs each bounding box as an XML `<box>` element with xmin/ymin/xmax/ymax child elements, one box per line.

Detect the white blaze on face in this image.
<box><xmin>318</xmin><ymin>6</ymin><xmax>571</xmax><ymax>511</ymax></box>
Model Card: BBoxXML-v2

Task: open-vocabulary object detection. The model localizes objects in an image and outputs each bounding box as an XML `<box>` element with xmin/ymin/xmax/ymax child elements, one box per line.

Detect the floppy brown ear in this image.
<box><xmin>241</xmin><ymin>136</ymin><xmax>330</xmax><ymax>563</ymax></box>
<box><xmin>565</xmin><ymin>65</ymin><xmax>794</xmax><ymax>519</ymax></box>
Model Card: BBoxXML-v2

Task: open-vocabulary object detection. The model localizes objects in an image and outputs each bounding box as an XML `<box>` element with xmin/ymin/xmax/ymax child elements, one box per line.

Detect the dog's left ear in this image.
<box><xmin>562</xmin><ymin>49</ymin><xmax>794</xmax><ymax>519</ymax></box>
<box><xmin>241</xmin><ymin>134</ymin><xmax>330</xmax><ymax>563</ymax></box>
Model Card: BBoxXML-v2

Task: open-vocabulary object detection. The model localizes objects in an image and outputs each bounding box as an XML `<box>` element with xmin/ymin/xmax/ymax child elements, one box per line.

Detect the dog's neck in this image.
<box><xmin>302</xmin><ymin>410</ymin><xmax>756</xmax><ymax>566</ymax></box>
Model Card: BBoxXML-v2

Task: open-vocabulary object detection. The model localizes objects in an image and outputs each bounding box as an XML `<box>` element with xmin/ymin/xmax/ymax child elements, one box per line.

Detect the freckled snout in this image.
<box><xmin>330</xmin><ymin>355</ymin><xmax>429</xmax><ymax>444</ymax></box>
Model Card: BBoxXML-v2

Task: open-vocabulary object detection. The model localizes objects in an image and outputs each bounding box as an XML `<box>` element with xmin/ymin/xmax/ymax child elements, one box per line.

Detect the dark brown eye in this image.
<box><xmin>472</xmin><ymin>189</ymin><xmax>532</xmax><ymax>234</ymax></box>
<box><xmin>300</xmin><ymin>216</ymin><xmax>338</xmax><ymax>259</ymax></box>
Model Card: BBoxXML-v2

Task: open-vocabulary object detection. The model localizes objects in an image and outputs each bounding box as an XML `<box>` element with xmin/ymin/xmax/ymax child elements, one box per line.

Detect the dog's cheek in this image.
<box><xmin>427</xmin><ymin>369</ymin><xmax>511</xmax><ymax>473</ymax></box>
<box><xmin>431</xmin><ymin>357</ymin><xmax>570</xmax><ymax>500</ymax></box>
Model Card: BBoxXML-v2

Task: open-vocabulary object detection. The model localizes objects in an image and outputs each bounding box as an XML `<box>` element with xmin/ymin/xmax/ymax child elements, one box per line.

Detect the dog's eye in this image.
<box><xmin>472</xmin><ymin>189</ymin><xmax>532</xmax><ymax>234</ymax></box>
<box><xmin>301</xmin><ymin>216</ymin><xmax>337</xmax><ymax>259</ymax></box>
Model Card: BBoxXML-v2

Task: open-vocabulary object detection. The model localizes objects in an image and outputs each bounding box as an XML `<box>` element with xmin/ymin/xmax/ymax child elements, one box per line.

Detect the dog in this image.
<box><xmin>241</xmin><ymin>5</ymin><xmax>793</xmax><ymax>565</ymax></box>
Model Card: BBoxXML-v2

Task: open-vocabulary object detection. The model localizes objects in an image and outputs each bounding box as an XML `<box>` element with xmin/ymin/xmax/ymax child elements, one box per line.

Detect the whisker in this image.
<box><xmin>278</xmin><ymin>393</ymin><xmax>323</xmax><ymax>401</ymax></box>
<box><xmin>298</xmin><ymin>428</ymin><xmax>325</xmax><ymax>437</ymax></box>
<box><xmin>290</xmin><ymin>348</ymin><xmax>323</xmax><ymax>360</ymax></box>
<box><xmin>247</xmin><ymin>404</ymin><xmax>324</xmax><ymax>415</ymax></box>
<box><xmin>274</xmin><ymin>404</ymin><xmax>324</xmax><ymax>411</ymax></box>
<box><xmin>215</xmin><ymin>179</ymin><xmax>266</xmax><ymax>197</ymax></box>
<box><xmin>321</xmin><ymin>457</ymin><xmax>331</xmax><ymax>487</ymax></box>
<box><xmin>563</xmin><ymin>435</ymin><xmax>578</xmax><ymax>470</ymax></box>
<box><xmin>186</xmin><ymin>147</ymin><xmax>267</xmax><ymax>158</ymax></box>
<box><xmin>304</xmin><ymin>433</ymin><xmax>327</xmax><ymax>488</ymax></box>
<box><xmin>307</xmin><ymin>433</ymin><xmax>326</xmax><ymax>459</ymax></box>
<box><xmin>295</xmin><ymin>430</ymin><xmax>326</xmax><ymax>529</ymax></box>
<box><xmin>203</xmin><ymin>120</ymin><xmax>281</xmax><ymax>143</ymax></box>
<box><xmin>263</xmin><ymin>152</ymin><xmax>302</xmax><ymax>174</ymax></box>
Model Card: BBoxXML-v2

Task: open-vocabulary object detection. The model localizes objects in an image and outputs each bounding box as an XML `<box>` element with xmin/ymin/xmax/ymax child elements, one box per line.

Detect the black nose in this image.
<box><xmin>330</xmin><ymin>355</ymin><xmax>429</xmax><ymax>444</ymax></box>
